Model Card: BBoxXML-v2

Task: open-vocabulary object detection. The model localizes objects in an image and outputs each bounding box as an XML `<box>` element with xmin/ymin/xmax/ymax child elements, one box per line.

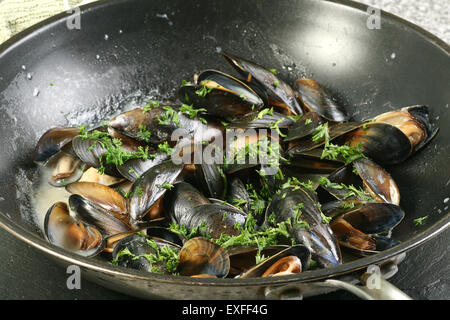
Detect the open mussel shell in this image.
<box><xmin>265</xmin><ymin>187</ymin><xmax>342</xmax><ymax>268</ymax></box>
<box><xmin>372</xmin><ymin>105</ymin><xmax>438</xmax><ymax>154</ymax></box>
<box><xmin>68</xmin><ymin>194</ymin><xmax>131</xmax><ymax>236</ymax></box>
<box><xmin>402</xmin><ymin>105</ymin><xmax>439</xmax><ymax>152</ymax></box>
<box><xmin>322</xmin><ymin>200</ymin><xmax>405</xmax><ymax>235</ymax></box>
<box><xmin>164</xmin><ymin>182</ymin><xmax>211</xmax><ymax>225</ymax></box>
<box><xmin>33</xmin><ymin>127</ymin><xmax>79</xmax><ymax>163</ymax></box>
<box><xmin>317</xmin><ymin>164</ymin><xmax>370</xmax><ymax>202</ymax></box>
<box><xmin>237</xmin><ymin>245</ymin><xmax>311</xmax><ymax>278</ymax></box>
<box><xmin>293</xmin><ymin>79</ymin><xmax>350</xmax><ymax>122</ymax></box>
<box><xmin>329</xmin><ymin>217</ymin><xmax>377</xmax><ymax>254</ymax></box>
<box><xmin>227</xmin><ymin>245</ymin><xmax>289</xmax><ymax>276</ymax></box>
<box><xmin>337</xmin><ymin>202</ymin><xmax>404</xmax><ymax>235</ymax></box>
<box><xmin>196</xmin><ymin>69</ymin><xmax>266</xmax><ymax>106</ymax></box>
<box><xmin>179</xmin><ymin>70</ymin><xmax>264</xmax><ymax>120</ymax></box>
<box><xmin>221</xmin><ymin>52</ymin><xmax>303</xmax><ymax>116</ymax></box>
<box><xmin>329</xmin><ymin>217</ymin><xmax>401</xmax><ymax>256</ymax></box>
<box><xmin>66</xmin><ymin>181</ymin><xmax>127</xmax><ymax>215</ymax></box>
<box><xmin>44</xmin><ymin>202</ymin><xmax>105</xmax><ymax>257</ymax></box>
<box><xmin>116</xmin><ymin>152</ymin><xmax>170</xmax><ymax>182</ymax></box>
<box><xmin>177</xmin><ymin>237</ymin><xmax>230</xmax><ymax>278</ymax></box>
<box><xmin>46</xmin><ymin>152</ymin><xmax>85</xmax><ymax>187</ymax></box>
<box><xmin>353</xmin><ymin>158</ymin><xmax>400</xmax><ymax>205</ymax></box>
<box><xmin>177</xmin><ymin>203</ymin><xmax>247</xmax><ymax>239</ymax></box>
<box><xmin>128</xmin><ymin>160</ymin><xmax>184</xmax><ymax>221</ymax></box>
<box><xmin>342</xmin><ymin>122</ymin><xmax>412</xmax><ymax>166</ymax></box>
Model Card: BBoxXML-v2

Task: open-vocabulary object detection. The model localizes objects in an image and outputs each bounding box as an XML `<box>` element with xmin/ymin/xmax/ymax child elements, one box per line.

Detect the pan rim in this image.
<box><xmin>0</xmin><ymin>0</ymin><xmax>449</xmax><ymax>290</ymax></box>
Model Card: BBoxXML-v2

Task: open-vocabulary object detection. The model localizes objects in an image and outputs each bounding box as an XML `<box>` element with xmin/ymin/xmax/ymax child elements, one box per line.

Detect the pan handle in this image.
<box><xmin>264</xmin><ymin>260</ymin><xmax>412</xmax><ymax>300</ymax></box>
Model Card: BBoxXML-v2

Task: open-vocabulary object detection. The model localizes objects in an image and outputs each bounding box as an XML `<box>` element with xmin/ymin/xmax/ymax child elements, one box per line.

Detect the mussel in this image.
<box><xmin>33</xmin><ymin>127</ymin><xmax>79</xmax><ymax>163</ymax></box>
<box><xmin>176</xmin><ymin>203</ymin><xmax>247</xmax><ymax>239</ymax></box>
<box><xmin>293</xmin><ymin>79</ymin><xmax>349</xmax><ymax>122</ymax></box>
<box><xmin>44</xmin><ymin>202</ymin><xmax>104</xmax><ymax>257</ymax></box>
<box><xmin>264</xmin><ymin>187</ymin><xmax>342</xmax><ymax>268</ymax></box>
<box><xmin>128</xmin><ymin>160</ymin><xmax>184</xmax><ymax>221</ymax></box>
<box><xmin>177</xmin><ymin>237</ymin><xmax>230</xmax><ymax>278</ymax></box>
<box><xmin>237</xmin><ymin>245</ymin><xmax>311</xmax><ymax>278</ymax></box>
<box><xmin>222</xmin><ymin>52</ymin><xmax>303</xmax><ymax>116</ymax></box>
<box><xmin>112</xmin><ymin>233</ymin><xmax>181</xmax><ymax>274</ymax></box>
<box><xmin>46</xmin><ymin>152</ymin><xmax>85</xmax><ymax>187</ymax></box>
<box><xmin>68</xmin><ymin>194</ymin><xmax>131</xmax><ymax>236</ymax></box>
<box><xmin>179</xmin><ymin>70</ymin><xmax>265</xmax><ymax>120</ymax></box>
<box><xmin>322</xmin><ymin>200</ymin><xmax>404</xmax><ymax>255</ymax></box>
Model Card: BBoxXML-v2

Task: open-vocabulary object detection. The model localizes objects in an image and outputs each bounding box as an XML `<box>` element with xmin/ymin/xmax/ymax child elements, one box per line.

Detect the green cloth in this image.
<box><xmin>0</xmin><ymin>0</ymin><xmax>99</xmax><ymax>44</ymax></box>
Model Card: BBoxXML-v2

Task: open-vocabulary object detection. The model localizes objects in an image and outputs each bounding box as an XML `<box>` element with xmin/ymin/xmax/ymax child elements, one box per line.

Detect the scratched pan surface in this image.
<box><xmin>0</xmin><ymin>0</ymin><xmax>449</xmax><ymax>299</ymax></box>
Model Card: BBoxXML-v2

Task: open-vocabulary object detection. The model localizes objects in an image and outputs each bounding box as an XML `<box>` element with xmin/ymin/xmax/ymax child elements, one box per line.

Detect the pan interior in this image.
<box><xmin>0</xmin><ymin>0</ymin><xmax>449</xmax><ymax>284</ymax></box>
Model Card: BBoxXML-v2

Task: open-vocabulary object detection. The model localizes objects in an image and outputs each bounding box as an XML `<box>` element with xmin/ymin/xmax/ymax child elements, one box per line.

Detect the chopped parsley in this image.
<box><xmin>195</xmin><ymin>80</ymin><xmax>216</xmax><ymax>97</ymax></box>
<box><xmin>136</xmin><ymin>125</ymin><xmax>151</xmax><ymax>142</ymax></box>
<box><xmin>312</xmin><ymin>122</ymin><xmax>366</xmax><ymax>164</ymax></box>
<box><xmin>270</xmin><ymin>118</ymin><xmax>287</xmax><ymax>138</ymax></box>
<box><xmin>256</xmin><ymin>107</ymin><xmax>274</xmax><ymax>120</ymax></box>
<box><xmin>158</xmin><ymin>141</ymin><xmax>174</xmax><ymax>155</ymax></box>
<box><xmin>179</xmin><ymin>103</ymin><xmax>206</xmax><ymax>119</ymax></box>
<box><xmin>112</xmin><ymin>237</ymin><xmax>180</xmax><ymax>275</ymax></box>
<box><xmin>142</xmin><ymin>100</ymin><xmax>160</xmax><ymax>113</ymax></box>
<box><xmin>156</xmin><ymin>106</ymin><xmax>180</xmax><ymax>126</ymax></box>
<box><xmin>79</xmin><ymin>126</ymin><xmax>150</xmax><ymax>175</ymax></box>
<box><xmin>318</xmin><ymin>176</ymin><xmax>374</xmax><ymax>202</ymax></box>
<box><xmin>413</xmin><ymin>216</ymin><xmax>428</xmax><ymax>226</ymax></box>
<box><xmin>157</xmin><ymin>181</ymin><xmax>174</xmax><ymax>190</ymax></box>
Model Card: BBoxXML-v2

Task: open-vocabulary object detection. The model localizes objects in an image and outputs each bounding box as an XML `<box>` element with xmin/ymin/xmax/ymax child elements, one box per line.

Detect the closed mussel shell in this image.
<box><xmin>164</xmin><ymin>182</ymin><xmax>211</xmax><ymax>224</ymax></box>
<box><xmin>342</xmin><ymin>122</ymin><xmax>412</xmax><ymax>166</ymax></box>
<box><xmin>177</xmin><ymin>237</ymin><xmax>230</xmax><ymax>278</ymax></box>
<box><xmin>178</xmin><ymin>203</ymin><xmax>247</xmax><ymax>239</ymax></box>
<box><xmin>265</xmin><ymin>187</ymin><xmax>342</xmax><ymax>268</ymax></box>
<box><xmin>353</xmin><ymin>158</ymin><xmax>400</xmax><ymax>205</ymax></box>
<box><xmin>128</xmin><ymin>160</ymin><xmax>184</xmax><ymax>221</ymax></box>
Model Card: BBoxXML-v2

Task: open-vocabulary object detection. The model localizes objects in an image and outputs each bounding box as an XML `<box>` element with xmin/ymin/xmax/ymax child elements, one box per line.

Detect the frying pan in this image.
<box><xmin>0</xmin><ymin>0</ymin><xmax>449</xmax><ymax>300</ymax></box>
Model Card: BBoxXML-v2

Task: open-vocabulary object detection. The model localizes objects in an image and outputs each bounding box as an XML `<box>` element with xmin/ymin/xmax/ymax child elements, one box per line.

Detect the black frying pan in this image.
<box><xmin>0</xmin><ymin>0</ymin><xmax>449</xmax><ymax>299</ymax></box>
